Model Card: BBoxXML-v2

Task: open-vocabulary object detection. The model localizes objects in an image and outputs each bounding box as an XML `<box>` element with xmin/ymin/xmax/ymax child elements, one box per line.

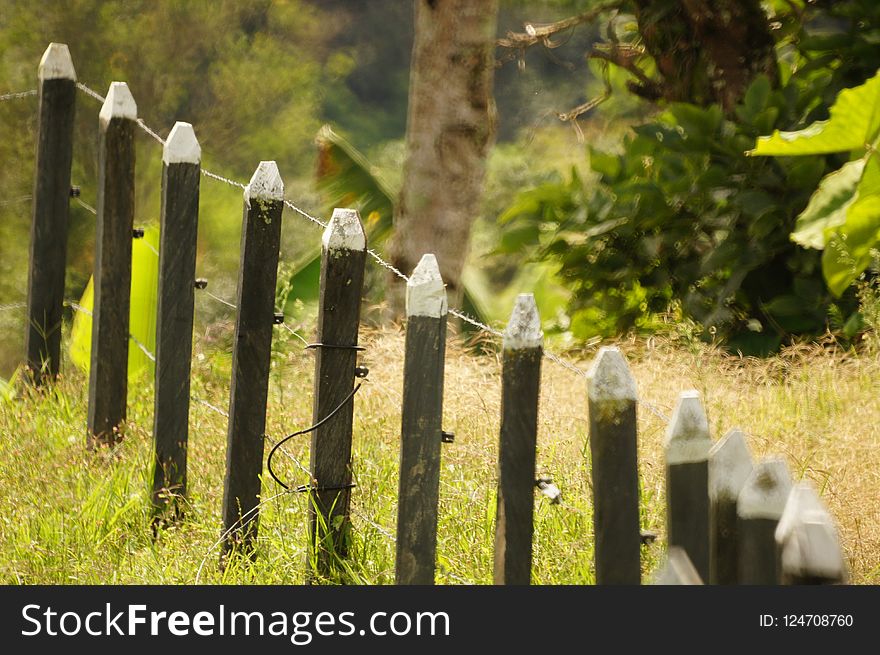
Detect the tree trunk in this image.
<box><xmin>631</xmin><ymin>0</ymin><xmax>777</xmax><ymax>112</ymax></box>
<box><xmin>390</xmin><ymin>0</ymin><xmax>499</xmax><ymax>314</ymax></box>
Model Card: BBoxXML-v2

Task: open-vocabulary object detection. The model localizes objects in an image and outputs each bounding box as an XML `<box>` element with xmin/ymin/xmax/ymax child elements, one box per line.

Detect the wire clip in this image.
<box><xmin>69</xmin><ymin>186</ymin><xmax>81</xmax><ymax>198</ymax></box>
<box><xmin>354</xmin><ymin>365</ymin><xmax>369</xmax><ymax>378</ymax></box>
<box><xmin>132</xmin><ymin>228</ymin><xmax>145</xmax><ymax>239</ymax></box>
<box><xmin>194</xmin><ymin>278</ymin><xmax>208</xmax><ymax>289</ymax></box>
<box><xmin>441</xmin><ymin>431</ymin><xmax>455</xmax><ymax>444</ymax></box>
<box><xmin>273</xmin><ymin>312</ymin><xmax>284</xmax><ymax>325</ymax></box>
<box><xmin>536</xmin><ymin>476</ymin><xmax>562</xmax><ymax>504</ymax></box>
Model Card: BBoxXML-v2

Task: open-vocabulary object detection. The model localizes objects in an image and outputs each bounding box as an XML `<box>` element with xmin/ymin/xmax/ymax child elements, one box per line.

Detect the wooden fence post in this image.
<box><xmin>151</xmin><ymin>122</ymin><xmax>200</xmax><ymax>517</ymax></box>
<box><xmin>395</xmin><ymin>254</ymin><xmax>447</xmax><ymax>585</ymax></box>
<box><xmin>587</xmin><ymin>346</ymin><xmax>640</xmax><ymax>584</ymax></box>
<box><xmin>652</xmin><ymin>547</ymin><xmax>703</xmax><ymax>585</ymax></box>
<box><xmin>775</xmin><ymin>482</ymin><xmax>847</xmax><ymax>584</ymax></box>
<box><xmin>737</xmin><ymin>456</ymin><xmax>792</xmax><ymax>584</ymax></box>
<box><xmin>493</xmin><ymin>293</ymin><xmax>542</xmax><ymax>585</ymax></box>
<box><xmin>220</xmin><ymin>161</ymin><xmax>284</xmax><ymax>558</ymax></box>
<box><xmin>87</xmin><ymin>82</ymin><xmax>137</xmax><ymax>447</ymax></box>
<box><xmin>308</xmin><ymin>208</ymin><xmax>367</xmax><ymax>577</ymax></box>
<box><xmin>708</xmin><ymin>428</ymin><xmax>753</xmax><ymax>584</ymax></box>
<box><xmin>665</xmin><ymin>390</ymin><xmax>712</xmax><ymax>582</ymax></box>
<box><xmin>25</xmin><ymin>43</ymin><xmax>77</xmax><ymax>385</ymax></box>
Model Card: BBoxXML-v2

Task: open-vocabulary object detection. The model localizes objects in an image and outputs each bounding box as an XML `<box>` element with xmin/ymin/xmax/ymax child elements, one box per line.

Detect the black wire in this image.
<box><xmin>266</xmin><ymin>382</ymin><xmax>363</xmax><ymax>490</ymax></box>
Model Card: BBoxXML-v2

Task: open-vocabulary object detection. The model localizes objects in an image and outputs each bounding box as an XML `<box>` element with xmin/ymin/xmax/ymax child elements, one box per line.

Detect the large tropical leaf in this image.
<box><xmin>70</xmin><ymin>226</ymin><xmax>159</xmax><ymax>379</ymax></box>
<box><xmin>750</xmin><ymin>69</ymin><xmax>880</xmax><ymax>156</ymax></box>
<box><xmin>791</xmin><ymin>158</ymin><xmax>865</xmax><ymax>249</ymax></box>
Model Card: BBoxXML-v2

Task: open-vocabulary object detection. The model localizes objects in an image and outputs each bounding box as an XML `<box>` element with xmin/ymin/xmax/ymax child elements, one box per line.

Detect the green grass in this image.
<box><xmin>0</xmin><ymin>324</ymin><xmax>877</xmax><ymax>584</ymax></box>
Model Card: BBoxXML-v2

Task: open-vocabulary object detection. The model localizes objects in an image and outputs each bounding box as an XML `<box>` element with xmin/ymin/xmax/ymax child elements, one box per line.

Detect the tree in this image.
<box><xmin>496</xmin><ymin>0</ymin><xmax>880</xmax><ymax>353</ymax></box>
<box><xmin>390</xmin><ymin>0</ymin><xmax>500</xmax><ymax>312</ymax></box>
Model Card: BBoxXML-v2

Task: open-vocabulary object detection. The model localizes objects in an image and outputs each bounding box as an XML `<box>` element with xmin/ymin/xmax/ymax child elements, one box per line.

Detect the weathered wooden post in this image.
<box><xmin>151</xmin><ymin>122</ymin><xmax>201</xmax><ymax>517</ymax></box>
<box><xmin>737</xmin><ymin>456</ymin><xmax>792</xmax><ymax>584</ymax></box>
<box><xmin>587</xmin><ymin>346</ymin><xmax>640</xmax><ymax>584</ymax></box>
<box><xmin>665</xmin><ymin>390</ymin><xmax>712</xmax><ymax>582</ymax></box>
<box><xmin>775</xmin><ymin>482</ymin><xmax>848</xmax><ymax>584</ymax></box>
<box><xmin>87</xmin><ymin>82</ymin><xmax>137</xmax><ymax>447</ymax></box>
<box><xmin>395</xmin><ymin>254</ymin><xmax>447</xmax><ymax>585</ymax></box>
<box><xmin>220</xmin><ymin>161</ymin><xmax>284</xmax><ymax>558</ymax></box>
<box><xmin>25</xmin><ymin>43</ymin><xmax>77</xmax><ymax>384</ymax></box>
<box><xmin>493</xmin><ymin>293</ymin><xmax>543</xmax><ymax>585</ymax></box>
<box><xmin>708</xmin><ymin>428</ymin><xmax>753</xmax><ymax>584</ymax></box>
<box><xmin>652</xmin><ymin>547</ymin><xmax>703</xmax><ymax>585</ymax></box>
<box><xmin>308</xmin><ymin>208</ymin><xmax>367</xmax><ymax>577</ymax></box>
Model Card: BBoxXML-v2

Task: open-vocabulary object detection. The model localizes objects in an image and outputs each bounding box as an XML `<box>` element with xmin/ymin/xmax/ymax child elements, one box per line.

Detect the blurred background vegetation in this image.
<box><xmin>2</xmin><ymin>0</ymin><xmax>880</xmax><ymax>378</ymax></box>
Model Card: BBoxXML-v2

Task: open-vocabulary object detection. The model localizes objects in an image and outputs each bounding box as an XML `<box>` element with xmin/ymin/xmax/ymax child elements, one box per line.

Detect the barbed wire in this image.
<box><xmin>63</xmin><ymin>81</ymin><xmax>674</xmax><ymax>424</ymax></box>
<box><xmin>0</xmin><ymin>194</ymin><xmax>32</xmax><ymax>207</ymax></box>
<box><xmin>0</xmin><ymin>89</ymin><xmax>36</xmax><ymax>102</ymax></box>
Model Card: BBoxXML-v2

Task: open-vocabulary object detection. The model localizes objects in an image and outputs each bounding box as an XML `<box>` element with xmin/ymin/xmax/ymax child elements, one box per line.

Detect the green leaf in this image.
<box><xmin>70</xmin><ymin>226</ymin><xmax>159</xmax><ymax>379</ymax></box>
<box><xmin>822</xmin><ymin>195</ymin><xmax>880</xmax><ymax>296</ymax></box>
<box><xmin>791</xmin><ymin>158</ymin><xmax>865</xmax><ymax>249</ymax></box>
<box><xmin>750</xmin><ymin>69</ymin><xmax>880</xmax><ymax>156</ymax></box>
<box><xmin>315</xmin><ymin>124</ymin><xmax>395</xmax><ymax>244</ymax></box>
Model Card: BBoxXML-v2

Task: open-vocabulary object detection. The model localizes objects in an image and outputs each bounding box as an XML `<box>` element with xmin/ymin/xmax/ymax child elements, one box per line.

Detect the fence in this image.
<box><xmin>2</xmin><ymin>42</ymin><xmax>850</xmax><ymax>585</ymax></box>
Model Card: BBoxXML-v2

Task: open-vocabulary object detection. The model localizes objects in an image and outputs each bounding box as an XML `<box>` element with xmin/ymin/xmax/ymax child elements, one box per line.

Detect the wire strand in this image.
<box><xmin>0</xmin><ymin>89</ymin><xmax>37</xmax><ymax>101</ymax></box>
<box><xmin>68</xmin><ymin>81</ymin><xmax>667</xmax><ymax>420</ymax></box>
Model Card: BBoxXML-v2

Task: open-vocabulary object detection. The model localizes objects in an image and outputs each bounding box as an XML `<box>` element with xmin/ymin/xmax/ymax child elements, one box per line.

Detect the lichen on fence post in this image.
<box><xmin>665</xmin><ymin>390</ymin><xmax>713</xmax><ymax>582</ymax></box>
<box><xmin>775</xmin><ymin>482</ymin><xmax>848</xmax><ymax>584</ymax></box>
<box><xmin>708</xmin><ymin>428</ymin><xmax>753</xmax><ymax>584</ymax></box>
<box><xmin>220</xmin><ymin>161</ymin><xmax>283</xmax><ymax>560</ymax></box>
<box><xmin>26</xmin><ymin>43</ymin><xmax>76</xmax><ymax>385</ymax></box>
<box><xmin>493</xmin><ymin>293</ymin><xmax>542</xmax><ymax>585</ymax></box>
<box><xmin>152</xmin><ymin>122</ymin><xmax>201</xmax><ymax>519</ymax></box>
<box><xmin>395</xmin><ymin>253</ymin><xmax>447</xmax><ymax>585</ymax></box>
<box><xmin>587</xmin><ymin>346</ymin><xmax>640</xmax><ymax>584</ymax></box>
<box><xmin>737</xmin><ymin>456</ymin><xmax>792</xmax><ymax>584</ymax></box>
<box><xmin>87</xmin><ymin>81</ymin><xmax>137</xmax><ymax>447</ymax></box>
<box><xmin>308</xmin><ymin>208</ymin><xmax>367</xmax><ymax>579</ymax></box>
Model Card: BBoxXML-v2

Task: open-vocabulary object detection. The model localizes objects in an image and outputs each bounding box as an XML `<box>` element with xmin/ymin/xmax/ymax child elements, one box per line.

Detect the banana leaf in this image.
<box><xmin>69</xmin><ymin>225</ymin><xmax>159</xmax><ymax>380</ymax></box>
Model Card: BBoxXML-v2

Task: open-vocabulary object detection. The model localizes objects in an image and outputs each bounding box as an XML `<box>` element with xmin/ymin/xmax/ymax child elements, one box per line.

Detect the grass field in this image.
<box><xmin>0</xmin><ymin>322</ymin><xmax>877</xmax><ymax>584</ymax></box>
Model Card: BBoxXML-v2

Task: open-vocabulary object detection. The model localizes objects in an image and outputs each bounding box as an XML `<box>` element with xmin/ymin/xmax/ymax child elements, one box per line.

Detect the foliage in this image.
<box><xmin>499</xmin><ymin>0</ymin><xmax>880</xmax><ymax>353</ymax></box>
<box><xmin>751</xmin><ymin>70</ymin><xmax>880</xmax><ymax>296</ymax></box>
<box><xmin>69</xmin><ymin>226</ymin><xmax>159</xmax><ymax>379</ymax></box>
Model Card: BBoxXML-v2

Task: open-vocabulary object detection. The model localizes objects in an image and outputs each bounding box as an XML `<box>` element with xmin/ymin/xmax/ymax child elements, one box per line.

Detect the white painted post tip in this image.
<box><xmin>775</xmin><ymin>482</ymin><xmax>830</xmax><ymax>546</ymax></box>
<box><xmin>39</xmin><ymin>43</ymin><xmax>76</xmax><ymax>81</ymax></box>
<box><xmin>406</xmin><ymin>254</ymin><xmax>447</xmax><ymax>318</ymax></box>
<box><xmin>737</xmin><ymin>457</ymin><xmax>792</xmax><ymax>520</ymax></box>
<box><xmin>163</xmin><ymin>122</ymin><xmax>201</xmax><ymax>165</ymax></box>
<box><xmin>99</xmin><ymin>82</ymin><xmax>137</xmax><ymax>126</ymax></box>
<box><xmin>243</xmin><ymin>161</ymin><xmax>284</xmax><ymax>206</ymax></box>
<box><xmin>587</xmin><ymin>347</ymin><xmax>636</xmax><ymax>403</ymax></box>
<box><xmin>776</xmin><ymin>482</ymin><xmax>846</xmax><ymax>581</ymax></box>
<box><xmin>322</xmin><ymin>208</ymin><xmax>366</xmax><ymax>252</ymax></box>
<box><xmin>708</xmin><ymin>429</ymin><xmax>754</xmax><ymax>500</ymax></box>
<box><xmin>781</xmin><ymin>519</ymin><xmax>847</xmax><ymax>581</ymax></box>
<box><xmin>665</xmin><ymin>390</ymin><xmax>712</xmax><ymax>465</ymax></box>
<box><xmin>503</xmin><ymin>293</ymin><xmax>543</xmax><ymax>350</ymax></box>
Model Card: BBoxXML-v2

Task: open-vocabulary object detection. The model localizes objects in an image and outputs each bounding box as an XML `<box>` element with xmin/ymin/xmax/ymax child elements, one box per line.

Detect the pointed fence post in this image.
<box><xmin>151</xmin><ymin>122</ymin><xmax>201</xmax><ymax>517</ymax></box>
<box><xmin>220</xmin><ymin>161</ymin><xmax>284</xmax><ymax>559</ymax></box>
<box><xmin>652</xmin><ymin>547</ymin><xmax>703</xmax><ymax>585</ymax></box>
<box><xmin>308</xmin><ymin>208</ymin><xmax>367</xmax><ymax>577</ymax></box>
<box><xmin>587</xmin><ymin>346</ymin><xmax>640</xmax><ymax>584</ymax></box>
<box><xmin>25</xmin><ymin>43</ymin><xmax>77</xmax><ymax>384</ymax></box>
<box><xmin>395</xmin><ymin>254</ymin><xmax>448</xmax><ymax>585</ymax></box>
<box><xmin>775</xmin><ymin>482</ymin><xmax>848</xmax><ymax>584</ymax></box>
<box><xmin>737</xmin><ymin>457</ymin><xmax>792</xmax><ymax>584</ymax></box>
<box><xmin>665</xmin><ymin>390</ymin><xmax>712</xmax><ymax>582</ymax></box>
<box><xmin>708</xmin><ymin>428</ymin><xmax>753</xmax><ymax>584</ymax></box>
<box><xmin>493</xmin><ymin>294</ymin><xmax>543</xmax><ymax>585</ymax></box>
<box><xmin>87</xmin><ymin>82</ymin><xmax>137</xmax><ymax>447</ymax></box>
